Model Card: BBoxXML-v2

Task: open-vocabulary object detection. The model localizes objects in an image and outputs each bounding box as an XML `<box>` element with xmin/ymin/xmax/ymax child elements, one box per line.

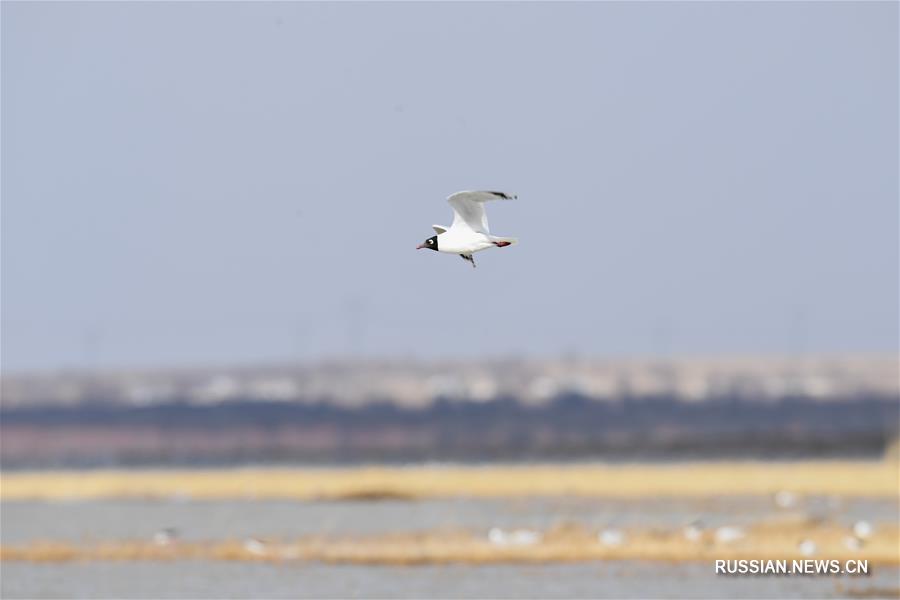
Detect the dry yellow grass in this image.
<box><xmin>2</xmin><ymin>520</ymin><xmax>897</xmax><ymax>565</ymax></box>
<box><xmin>1</xmin><ymin>461</ymin><xmax>897</xmax><ymax>501</ymax></box>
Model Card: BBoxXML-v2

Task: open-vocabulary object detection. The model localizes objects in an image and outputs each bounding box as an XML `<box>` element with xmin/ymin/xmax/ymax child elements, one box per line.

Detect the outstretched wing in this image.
<box><xmin>447</xmin><ymin>191</ymin><xmax>516</xmax><ymax>234</ymax></box>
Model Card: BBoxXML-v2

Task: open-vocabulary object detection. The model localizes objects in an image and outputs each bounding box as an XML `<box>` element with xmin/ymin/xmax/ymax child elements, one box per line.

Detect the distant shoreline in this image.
<box><xmin>3</xmin><ymin>461</ymin><xmax>897</xmax><ymax>501</ymax></box>
<box><xmin>2</xmin><ymin>394</ymin><xmax>896</xmax><ymax>468</ymax></box>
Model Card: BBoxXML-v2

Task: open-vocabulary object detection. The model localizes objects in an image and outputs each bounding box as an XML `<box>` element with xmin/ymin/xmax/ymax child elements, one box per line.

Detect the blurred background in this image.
<box><xmin>1</xmin><ymin>2</ymin><xmax>898</xmax><ymax>599</ymax></box>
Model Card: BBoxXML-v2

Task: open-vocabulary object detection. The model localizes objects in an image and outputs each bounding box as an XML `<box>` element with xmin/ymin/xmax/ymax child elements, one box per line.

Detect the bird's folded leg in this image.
<box><xmin>460</xmin><ymin>254</ymin><xmax>476</xmax><ymax>268</ymax></box>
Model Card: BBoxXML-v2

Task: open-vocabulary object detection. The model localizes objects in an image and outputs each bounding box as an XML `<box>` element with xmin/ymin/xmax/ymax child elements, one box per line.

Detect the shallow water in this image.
<box><xmin>3</xmin><ymin>496</ymin><xmax>896</xmax><ymax>544</ymax></box>
<box><xmin>3</xmin><ymin>561</ymin><xmax>898</xmax><ymax>599</ymax></box>
<box><xmin>3</xmin><ymin>496</ymin><xmax>898</xmax><ymax>598</ymax></box>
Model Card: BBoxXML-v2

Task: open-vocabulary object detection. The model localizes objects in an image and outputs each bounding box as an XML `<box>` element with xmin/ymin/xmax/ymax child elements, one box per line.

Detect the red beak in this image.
<box><xmin>416</xmin><ymin>243</ymin><xmax>425</xmax><ymax>250</ymax></box>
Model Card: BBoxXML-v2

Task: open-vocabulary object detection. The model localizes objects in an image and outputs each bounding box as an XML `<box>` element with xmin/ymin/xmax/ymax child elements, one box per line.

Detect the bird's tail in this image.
<box><xmin>491</xmin><ymin>236</ymin><xmax>519</xmax><ymax>247</ymax></box>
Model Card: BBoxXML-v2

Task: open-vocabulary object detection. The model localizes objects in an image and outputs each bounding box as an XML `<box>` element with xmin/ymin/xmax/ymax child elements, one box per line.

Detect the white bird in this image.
<box><xmin>773</xmin><ymin>490</ymin><xmax>799</xmax><ymax>509</ymax></box>
<box><xmin>417</xmin><ymin>190</ymin><xmax>519</xmax><ymax>268</ymax></box>
<box><xmin>487</xmin><ymin>527</ymin><xmax>541</xmax><ymax>546</ymax></box>
<box><xmin>152</xmin><ymin>527</ymin><xmax>178</xmax><ymax>546</ymax></box>
<box><xmin>243</xmin><ymin>537</ymin><xmax>268</xmax><ymax>556</ymax></box>
<box><xmin>797</xmin><ymin>539</ymin><xmax>817</xmax><ymax>556</ymax></box>
<box><xmin>598</xmin><ymin>528</ymin><xmax>625</xmax><ymax>547</ymax></box>
<box><xmin>844</xmin><ymin>536</ymin><xmax>863</xmax><ymax>551</ymax></box>
<box><xmin>682</xmin><ymin>519</ymin><xmax>704</xmax><ymax>543</ymax></box>
<box><xmin>852</xmin><ymin>520</ymin><xmax>873</xmax><ymax>539</ymax></box>
<box><xmin>714</xmin><ymin>526</ymin><xmax>745</xmax><ymax>544</ymax></box>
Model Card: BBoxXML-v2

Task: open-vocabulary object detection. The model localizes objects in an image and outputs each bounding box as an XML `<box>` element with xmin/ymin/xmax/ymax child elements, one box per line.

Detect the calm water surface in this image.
<box><xmin>3</xmin><ymin>496</ymin><xmax>896</xmax><ymax>543</ymax></box>
<box><xmin>3</xmin><ymin>561</ymin><xmax>898</xmax><ymax>599</ymax></box>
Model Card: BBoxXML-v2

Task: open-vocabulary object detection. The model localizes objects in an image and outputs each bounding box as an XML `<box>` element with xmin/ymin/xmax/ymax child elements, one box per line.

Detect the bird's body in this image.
<box><xmin>429</xmin><ymin>227</ymin><xmax>500</xmax><ymax>255</ymax></box>
<box><xmin>417</xmin><ymin>190</ymin><xmax>518</xmax><ymax>267</ymax></box>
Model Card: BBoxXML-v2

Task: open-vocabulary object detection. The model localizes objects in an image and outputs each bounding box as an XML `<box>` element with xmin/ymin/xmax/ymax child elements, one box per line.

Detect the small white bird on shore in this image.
<box><xmin>243</xmin><ymin>537</ymin><xmax>268</xmax><ymax>556</ymax></box>
<box><xmin>487</xmin><ymin>527</ymin><xmax>541</xmax><ymax>546</ymax></box>
<box><xmin>852</xmin><ymin>520</ymin><xmax>873</xmax><ymax>539</ymax></box>
<box><xmin>844</xmin><ymin>536</ymin><xmax>863</xmax><ymax>551</ymax></box>
<box><xmin>773</xmin><ymin>490</ymin><xmax>799</xmax><ymax>509</ymax></box>
<box><xmin>152</xmin><ymin>527</ymin><xmax>178</xmax><ymax>546</ymax></box>
<box><xmin>599</xmin><ymin>528</ymin><xmax>625</xmax><ymax>547</ymax></box>
<box><xmin>417</xmin><ymin>191</ymin><xmax>518</xmax><ymax>268</ymax></box>
<box><xmin>683</xmin><ymin>519</ymin><xmax>704</xmax><ymax>542</ymax></box>
<box><xmin>714</xmin><ymin>526</ymin><xmax>745</xmax><ymax>544</ymax></box>
<box><xmin>798</xmin><ymin>539</ymin><xmax>817</xmax><ymax>556</ymax></box>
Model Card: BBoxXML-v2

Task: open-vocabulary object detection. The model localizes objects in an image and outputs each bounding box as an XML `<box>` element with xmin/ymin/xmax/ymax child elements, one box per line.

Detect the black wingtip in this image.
<box><xmin>488</xmin><ymin>191</ymin><xmax>516</xmax><ymax>200</ymax></box>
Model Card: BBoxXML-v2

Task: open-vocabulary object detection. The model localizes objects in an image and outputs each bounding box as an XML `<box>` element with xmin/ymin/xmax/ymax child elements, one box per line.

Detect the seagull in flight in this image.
<box><xmin>417</xmin><ymin>190</ymin><xmax>518</xmax><ymax>268</ymax></box>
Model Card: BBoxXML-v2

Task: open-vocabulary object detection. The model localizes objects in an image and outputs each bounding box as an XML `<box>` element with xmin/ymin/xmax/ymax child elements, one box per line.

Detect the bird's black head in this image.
<box><xmin>416</xmin><ymin>236</ymin><xmax>439</xmax><ymax>251</ymax></box>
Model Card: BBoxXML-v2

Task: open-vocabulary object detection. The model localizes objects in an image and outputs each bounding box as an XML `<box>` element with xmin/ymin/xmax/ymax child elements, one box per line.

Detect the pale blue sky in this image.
<box><xmin>2</xmin><ymin>1</ymin><xmax>897</xmax><ymax>372</ymax></box>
